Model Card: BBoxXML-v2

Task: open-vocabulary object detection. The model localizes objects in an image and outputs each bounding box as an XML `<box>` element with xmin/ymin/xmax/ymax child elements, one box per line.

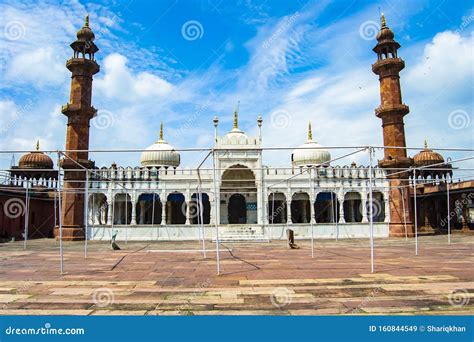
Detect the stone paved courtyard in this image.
<box><xmin>0</xmin><ymin>235</ymin><xmax>472</xmax><ymax>315</ymax></box>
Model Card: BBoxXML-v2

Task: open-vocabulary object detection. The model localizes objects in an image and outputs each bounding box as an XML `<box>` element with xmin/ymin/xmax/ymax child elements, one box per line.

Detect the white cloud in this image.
<box><xmin>6</xmin><ymin>47</ymin><xmax>67</xmax><ymax>85</ymax></box>
<box><xmin>406</xmin><ymin>31</ymin><xmax>473</xmax><ymax>94</ymax></box>
<box><xmin>95</xmin><ymin>53</ymin><xmax>174</xmax><ymax>101</ymax></box>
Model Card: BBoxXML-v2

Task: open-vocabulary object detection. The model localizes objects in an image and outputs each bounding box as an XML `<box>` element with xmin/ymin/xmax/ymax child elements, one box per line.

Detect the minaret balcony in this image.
<box><xmin>66</xmin><ymin>58</ymin><xmax>100</xmax><ymax>75</ymax></box>
<box><xmin>62</xmin><ymin>103</ymin><xmax>98</xmax><ymax>119</ymax></box>
<box><xmin>372</xmin><ymin>57</ymin><xmax>405</xmax><ymax>75</ymax></box>
<box><xmin>375</xmin><ymin>103</ymin><xmax>409</xmax><ymax>118</ymax></box>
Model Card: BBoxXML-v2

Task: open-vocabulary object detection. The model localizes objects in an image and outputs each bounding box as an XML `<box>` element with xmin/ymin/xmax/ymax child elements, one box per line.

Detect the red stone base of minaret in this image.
<box><xmin>54</xmin><ymin>226</ymin><xmax>85</xmax><ymax>241</ymax></box>
<box><xmin>387</xmin><ymin>177</ymin><xmax>415</xmax><ymax>238</ymax></box>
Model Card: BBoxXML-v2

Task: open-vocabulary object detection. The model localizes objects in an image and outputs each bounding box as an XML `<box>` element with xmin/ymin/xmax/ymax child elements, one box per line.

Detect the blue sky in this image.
<box><xmin>0</xmin><ymin>0</ymin><xmax>472</xmax><ymax>174</ymax></box>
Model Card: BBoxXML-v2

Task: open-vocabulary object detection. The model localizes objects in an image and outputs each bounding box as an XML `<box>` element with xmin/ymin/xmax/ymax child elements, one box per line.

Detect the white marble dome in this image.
<box><xmin>291</xmin><ymin>123</ymin><xmax>331</xmax><ymax>167</ymax></box>
<box><xmin>140</xmin><ymin>123</ymin><xmax>180</xmax><ymax>168</ymax></box>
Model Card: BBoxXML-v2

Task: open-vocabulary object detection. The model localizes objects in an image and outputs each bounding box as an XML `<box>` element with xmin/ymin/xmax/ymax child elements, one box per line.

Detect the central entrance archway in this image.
<box><xmin>228</xmin><ymin>194</ymin><xmax>247</xmax><ymax>224</ymax></box>
<box><xmin>220</xmin><ymin>164</ymin><xmax>257</xmax><ymax>224</ymax></box>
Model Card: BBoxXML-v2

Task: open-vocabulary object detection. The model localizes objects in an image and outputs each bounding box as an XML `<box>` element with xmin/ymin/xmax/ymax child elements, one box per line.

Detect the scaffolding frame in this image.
<box><xmin>0</xmin><ymin>144</ymin><xmax>472</xmax><ymax>276</ymax></box>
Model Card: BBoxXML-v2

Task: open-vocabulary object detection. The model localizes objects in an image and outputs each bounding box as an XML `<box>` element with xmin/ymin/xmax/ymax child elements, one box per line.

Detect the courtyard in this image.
<box><xmin>0</xmin><ymin>235</ymin><xmax>472</xmax><ymax>315</ymax></box>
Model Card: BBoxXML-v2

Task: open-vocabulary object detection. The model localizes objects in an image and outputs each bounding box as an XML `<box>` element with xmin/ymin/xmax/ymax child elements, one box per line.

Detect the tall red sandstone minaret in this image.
<box><xmin>56</xmin><ymin>15</ymin><xmax>99</xmax><ymax>240</ymax></box>
<box><xmin>372</xmin><ymin>14</ymin><xmax>414</xmax><ymax>237</ymax></box>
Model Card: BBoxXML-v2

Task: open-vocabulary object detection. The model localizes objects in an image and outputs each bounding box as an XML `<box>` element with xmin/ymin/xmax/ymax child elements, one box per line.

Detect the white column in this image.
<box><xmin>209</xmin><ymin>193</ymin><xmax>215</xmax><ymax>225</ymax></box>
<box><xmin>257</xmin><ymin>182</ymin><xmax>263</xmax><ymax>225</ymax></box>
<box><xmin>161</xmin><ymin>192</ymin><xmax>167</xmax><ymax>225</ymax></box>
<box><xmin>106</xmin><ymin>198</ymin><xmax>113</xmax><ymax>225</ymax></box>
<box><xmin>338</xmin><ymin>193</ymin><xmax>345</xmax><ymax>223</ymax></box>
<box><xmin>286</xmin><ymin>199</ymin><xmax>293</xmax><ymax>224</ymax></box>
<box><xmin>185</xmin><ymin>193</ymin><xmax>191</xmax><ymax>225</ymax></box>
<box><xmin>312</xmin><ymin>191</ymin><xmax>319</xmax><ymax>224</ymax></box>
<box><xmin>131</xmin><ymin>195</ymin><xmax>137</xmax><ymax>225</ymax></box>
<box><xmin>362</xmin><ymin>190</ymin><xmax>368</xmax><ymax>223</ymax></box>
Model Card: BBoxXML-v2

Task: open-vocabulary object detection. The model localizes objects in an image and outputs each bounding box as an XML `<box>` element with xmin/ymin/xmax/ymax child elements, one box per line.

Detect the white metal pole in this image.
<box><xmin>447</xmin><ymin>180</ymin><xmax>451</xmax><ymax>244</ymax></box>
<box><xmin>23</xmin><ymin>182</ymin><xmax>29</xmax><ymax>250</ymax></box>
<box><xmin>57</xmin><ymin>152</ymin><xmax>64</xmax><ymax>274</ymax></box>
<box><xmin>271</xmin><ymin>191</ymin><xmax>275</xmax><ymax>240</ymax></box>
<box><xmin>309</xmin><ymin>167</ymin><xmax>314</xmax><ymax>258</ymax></box>
<box><xmin>199</xmin><ymin>188</ymin><xmax>206</xmax><ymax>259</ymax></box>
<box><xmin>125</xmin><ymin>194</ymin><xmax>128</xmax><ymax>244</ymax></box>
<box><xmin>368</xmin><ymin>147</ymin><xmax>375</xmax><ymax>273</ymax></box>
<box><xmin>401</xmin><ymin>187</ymin><xmax>408</xmax><ymax>241</ymax></box>
<box><xmin>212</xmin><ymin>150</ymin><xmax>220</xmax><ymax>275</ymax></box>
<box><xmin>331</xmin><ymin>191</ymin><xmax>337</xmax><ymax>239</ymax></box>
<box><xmin>84</xmin><ymin>170</ymin><xmax>89</xmax><ymax>258</ymax></box>
<box><xmin>413</xmin><ymin>169</ymin><xmax>418</xmax><ymax>256</ymax></box>
<box><xmin>111</xmin><ymin>191</ymin><xmax>115</xmax><ymax>247</ymax></box>
<box><xmin>151</xmin><ymin>194</ymin><xmax>156</xmax><ymax>239</ymax></box>
<box><xmin>53</xmin><ymin>188</ymin><xmax>57</xmax><ymax>244</ymax></box>
<box><xmin>336</xmin><ymin>186</ymin><xmax>341</xmax><ymax>241</ymax></box>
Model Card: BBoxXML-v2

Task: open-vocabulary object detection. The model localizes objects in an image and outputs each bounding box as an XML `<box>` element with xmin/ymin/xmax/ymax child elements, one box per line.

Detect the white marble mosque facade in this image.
<box><xmin>86</xmin><ymin>117</ymin><xmax>391</xmax><ymax>241</ymax></box>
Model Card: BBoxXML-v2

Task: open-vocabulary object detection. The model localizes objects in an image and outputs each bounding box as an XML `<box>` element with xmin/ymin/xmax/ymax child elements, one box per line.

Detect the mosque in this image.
<box><xmin>1</xmin><ymin>15</ymin><xmax>472</xmax><ymax>242</ymax></box>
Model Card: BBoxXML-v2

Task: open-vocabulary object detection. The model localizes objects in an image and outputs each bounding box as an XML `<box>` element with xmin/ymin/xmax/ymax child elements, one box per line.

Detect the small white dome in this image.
<box><xmin>140</xmin><ymin>123</ymin><xmax>180</xmax><ymax>168</ymax></box>
<box><xmin>291</xmin><ymin>122</ymin><xmax>331</xmax><ymax>167</ymax></box>
<box><xmin>218</xmin><ymin>110</ymin><xmax>258</xmax><ymax>146</ymax></box>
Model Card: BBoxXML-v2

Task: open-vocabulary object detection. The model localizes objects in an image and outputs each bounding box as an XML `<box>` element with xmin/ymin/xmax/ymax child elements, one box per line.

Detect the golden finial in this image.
<box><xmin>159</xmin><ymin>122</ymin><xmax>164</xmax><ymax>141</ymax></box>
<box><xmin>381</xmin><ymin>12</ymin><xmax>386</xmax><ymax>27</ymax></box>
<box><xmin>85</xmin><ymin>14</ymin><xmax>89</xmax><ymax>27</ymax></box>
<box><xmin>424</xmin><ymin>139</ymin><xmax>428</xmax><ymax>149</ymax></box>
<box><xmin>35</xmin><ymin>140</ymin><xmax>40</xmax><ymax>151</ymax></box>
<box><xmin>233</xmin><ymin>109</ymin><xmax>238</xmax><ymax>129</ymax></box>
<box><xmin>308</xmin><ymin>122</ymin><xmax>313</xmax><ymax>141</ymax></box>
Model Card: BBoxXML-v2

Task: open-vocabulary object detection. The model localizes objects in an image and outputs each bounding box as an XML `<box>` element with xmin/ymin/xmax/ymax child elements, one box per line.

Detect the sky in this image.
<box><xmin>0</xmin><ymin>0</ymin><xmax>473</xmax><ymax>175</ymax></box>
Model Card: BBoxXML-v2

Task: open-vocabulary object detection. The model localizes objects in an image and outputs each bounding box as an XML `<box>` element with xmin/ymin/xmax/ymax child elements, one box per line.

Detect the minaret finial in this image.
<box><xmin>233</xmin><ymin>109</ymin><xmax>238</xmax><ymax>129</ymax></box>
<box><xmin>308</xmin><ymin>122</ymin><xmax>313</xmax><ymax>141</ymax></box>
<box><xmin>85</xmin><ymin>14</ymin><xmax>89</xmax><ymax>27</ymax></box>
<box><xmin>159</xmin><ymin>122</ymin><xmax>164</xmax><ymax>141</ymax></box>
<box><xmin>36</xmin><ymin>140</ymin><xmax>40</xmax><ymax>151</ymax></box>
<box><xmin>424</xmin><ymin>138</ymin><xmax>428</xmax><ymax>149</ymax></box>
<box><xmin>381</xmin><ymin>12</ymin><xmax>386</xmax><ymax>28</ymax></box>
